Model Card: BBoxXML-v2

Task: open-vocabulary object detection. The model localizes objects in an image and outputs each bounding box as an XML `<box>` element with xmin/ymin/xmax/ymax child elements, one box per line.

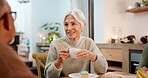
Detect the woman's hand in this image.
<box><xmin>75</xmin><ymin>49</ymin><xmax>97</xmax><ymax>61</ymax></box>
<box><xmin>55</xmin><ymin>48</ymin><xmax>70</xmax><ymax>69</ymax></box>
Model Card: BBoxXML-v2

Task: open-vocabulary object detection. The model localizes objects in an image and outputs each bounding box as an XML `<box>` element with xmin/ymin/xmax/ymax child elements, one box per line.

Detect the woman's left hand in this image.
<box><xmin>75</xmin><ymin>49</ymin><xmax>97</xmax><ymax>61</ymax></box>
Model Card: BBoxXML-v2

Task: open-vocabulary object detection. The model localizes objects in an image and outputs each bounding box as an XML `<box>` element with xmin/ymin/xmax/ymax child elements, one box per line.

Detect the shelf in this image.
<box><xmin>125</xmin><ymin>6</ymin><xmax>148</xmax><ymax>13</ymax></box>
<box><xmin>108</xmin><ymin>66</ymin><xmax>122</xmax><ymax>71</ymax></box>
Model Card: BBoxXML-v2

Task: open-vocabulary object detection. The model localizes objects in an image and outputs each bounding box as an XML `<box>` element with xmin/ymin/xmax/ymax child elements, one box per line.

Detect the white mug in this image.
<box><xmin>69</xmin><ymin>48</ymin><xmax>81</xmax><ymax>58</ymax></box>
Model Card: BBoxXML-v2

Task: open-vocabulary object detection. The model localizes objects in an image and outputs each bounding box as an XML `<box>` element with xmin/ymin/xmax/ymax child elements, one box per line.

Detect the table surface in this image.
<box><xmin>60</xmin><ymin>72</ymin><xmax>137</xmax><ymax>78</ymax></box>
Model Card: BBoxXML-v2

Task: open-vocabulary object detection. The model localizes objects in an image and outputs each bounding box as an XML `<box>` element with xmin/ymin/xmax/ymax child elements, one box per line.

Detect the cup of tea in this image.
<box><xmin>69</xmin><ymin>48</ymin><xmax>81</xmax><ymax>58</ymax></box>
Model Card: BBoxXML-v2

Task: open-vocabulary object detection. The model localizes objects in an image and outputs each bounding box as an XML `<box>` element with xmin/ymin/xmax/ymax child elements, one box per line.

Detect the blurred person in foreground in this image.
<box><xmin>0</xmin><ymin>0</ymin><xmax>36</xmax><ymax>78</ymax></box>
<box><xmin>139</xmin><ymin>44</ymin><xmax>148</xmax><ymax>72</ymax></box>
<box><xmin>45</xmin><ymin>9</ymin><xmax>108</xmax><ymax>78</ymax></box>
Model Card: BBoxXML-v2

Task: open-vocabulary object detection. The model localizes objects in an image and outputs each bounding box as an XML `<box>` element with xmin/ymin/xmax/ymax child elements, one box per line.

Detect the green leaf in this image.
<box><xmin>40</xmin><ymin>23</ymin><xmax>48</xmax><ymax>28</ymax></box>
<box><xmin>142</xmin><ymin>1</ymin><xmax>148</xmax><ymax>5</ymax></box>
<box><xmin>45</xmin><ymin>28</ymin><xmax>48</xmax><ymax>30</ymax></box>
<box><xmin>55</xmin><ymin>27</ymin><xmax>58</xmax><ymax>31</ymax></box>
<box><xmin>40</xmin><ymin>22</ymin><xmax>62</xmax><ymax>32</ymax></box>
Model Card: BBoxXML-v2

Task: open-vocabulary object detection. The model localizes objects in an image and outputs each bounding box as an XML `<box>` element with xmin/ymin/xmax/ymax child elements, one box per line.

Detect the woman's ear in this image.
<box><xmin>81</xmin><ymin>22</ymin><xmax>86</xmax><ymax>31</ymax></box>
<box><xmin>84</xmin><ymin>22</ymin><xmax>86</xmax><ymax>26</ymax></box>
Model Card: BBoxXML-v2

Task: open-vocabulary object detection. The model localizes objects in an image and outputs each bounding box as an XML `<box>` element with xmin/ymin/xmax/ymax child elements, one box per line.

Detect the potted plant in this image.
<box><xmin>141</xmin><ymin>0</ymin><xmax>148</xmax><ymax>7</ymax></box>
<box><xmin>40</xmin><ymin>22</ymin><xmax>61</xmax><ymax>42</ymax></box>
<box><xmin>40</xmin><ymin>22</ymin><xmax>61</xmax><ymax>32</ymax></box>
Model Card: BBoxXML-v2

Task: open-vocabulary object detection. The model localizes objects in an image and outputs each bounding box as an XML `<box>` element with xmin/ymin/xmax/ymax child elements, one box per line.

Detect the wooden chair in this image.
<box><xmin>32</xmin><ymin>53</ymin><xmax>48</xmax><ymax>78</ymax></box>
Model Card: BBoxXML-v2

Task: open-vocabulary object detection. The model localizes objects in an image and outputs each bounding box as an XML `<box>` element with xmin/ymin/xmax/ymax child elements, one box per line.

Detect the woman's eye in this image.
<box><xmin>72</xmin><ymin>23</ymin><xmax>75</xmax><ymax>25</ymax></box>
<box><xmin>64</xmin><ymin>23</ymin><xmax>68</xmax><ymax>26</ymax></box>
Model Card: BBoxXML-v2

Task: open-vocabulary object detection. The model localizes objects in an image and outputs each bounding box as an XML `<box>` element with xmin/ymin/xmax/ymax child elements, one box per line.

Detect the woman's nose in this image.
<box><xmin>67</xmin><ymin>25</ymin><xmax>72</xmax><ymax>30</ymax></box>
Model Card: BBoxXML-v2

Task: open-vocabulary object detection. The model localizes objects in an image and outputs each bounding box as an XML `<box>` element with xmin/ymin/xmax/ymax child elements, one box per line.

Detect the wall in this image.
<box><xmin>94</xmin><ymin>0</ymin><xmax>104</xmax><ymax>43</ymax></box>
<box><xmin>6</xmin><ymin>0</ymin><xmax>32</xmax><ymax>33</ymax></box>
<box><xmin>94</xmin><ymin>0</ymin><xmax>126</xmax><ymax>43</ymax></box>
<box><xmin>103</xmin><ymin>0</ymin><xmax>126</xmax><ymax>43</ymax></box>
<box><xmin>97</xmin><ymin>0</ymin><xmax>148</xmax><ymax>43</ymax></box>
<box><xmin>126</xmin><ymin>0</ymin><xmax>148</xmax><ymax>43</ymax></box>
<box><xmin>31</xmin><ymin>0</ymin><xmax>70</xmax><ymax>54</ymax></box>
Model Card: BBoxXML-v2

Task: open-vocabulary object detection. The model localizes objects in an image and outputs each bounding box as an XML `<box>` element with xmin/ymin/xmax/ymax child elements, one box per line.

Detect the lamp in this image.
<box><xmin>111</xmin><ymin>35</ymin><xmax>118</xmax><ymax>43</ymax></box>
<box><xmin>18</xmin><ymin>0</ymin><xmax>29</xmax><ymax>3</ymax></box>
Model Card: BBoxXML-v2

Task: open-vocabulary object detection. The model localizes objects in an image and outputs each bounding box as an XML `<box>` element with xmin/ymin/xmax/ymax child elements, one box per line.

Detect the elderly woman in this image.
<box><xmin>45</xmin><ymin>9</ymin><xmax>108</xmax><ymax>78</ymax></box>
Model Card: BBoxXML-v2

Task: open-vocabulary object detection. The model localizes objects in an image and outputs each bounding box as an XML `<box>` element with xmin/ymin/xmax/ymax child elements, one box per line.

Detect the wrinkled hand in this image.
<box><xmin>55</xmin><ymin>48</ymin><xmax>70</xmax><ymax>69</ymax></box>
<box><xmin>75</xmin><ymin>49</ymin><xmax>97</xmax><ymax>61</ymax></box>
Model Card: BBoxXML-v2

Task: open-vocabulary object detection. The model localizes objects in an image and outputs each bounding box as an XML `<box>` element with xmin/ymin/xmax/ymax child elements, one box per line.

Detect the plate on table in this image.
<box><xmin>68</xmin><ymin>73</ymin><xmax>99</xmax><ymax>78</ymax></box>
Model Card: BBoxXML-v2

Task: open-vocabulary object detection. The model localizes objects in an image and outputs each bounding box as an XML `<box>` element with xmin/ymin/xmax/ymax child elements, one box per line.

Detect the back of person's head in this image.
<box><xmin>0</xmin><ymin>0</ymin><xmax>4</xmax><ymax>8</ymax></box>
<box><xmin>0</xmin><ymin>0</ymin><xmax>15</xmax><ymax>44</ymax></box>
<box><xmin>64</xmin><ymin>9</ymin><xmax>86</xmax><ymax>28</ymax></box>
<box><xmin>0</xmin><ymin>0</ymin><xmax>4</xmax><ymax>16</ymax></box>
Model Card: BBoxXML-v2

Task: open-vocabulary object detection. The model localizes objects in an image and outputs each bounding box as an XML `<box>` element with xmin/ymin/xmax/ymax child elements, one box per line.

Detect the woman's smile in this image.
<box><xmin>67</xmin><ymin>31</ymin><xmax>75</xmax><ymax>36</ymax></box>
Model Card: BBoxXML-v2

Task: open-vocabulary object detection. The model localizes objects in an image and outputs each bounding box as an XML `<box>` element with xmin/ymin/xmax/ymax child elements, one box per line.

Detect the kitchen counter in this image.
<box><xmin>96</xmin><ymin>43</ymin><xmax>145</xmax><ymax>50</ymax></box>
<box><xmin>96</xmin><ymin>43</ymin><xmax>146</xmax><ymax>73</ymax></box>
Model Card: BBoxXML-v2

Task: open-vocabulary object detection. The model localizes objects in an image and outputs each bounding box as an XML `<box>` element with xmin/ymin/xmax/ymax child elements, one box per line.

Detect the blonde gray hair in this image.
<box><xmin>64</xmin><ymin>9</ymin><xmax>86</xmax><ymax>28</ymax></box>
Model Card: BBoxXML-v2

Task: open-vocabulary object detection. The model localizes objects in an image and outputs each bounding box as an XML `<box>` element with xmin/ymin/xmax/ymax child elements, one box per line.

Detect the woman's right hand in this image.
<box><xmin>55</xmin><ymin>48</ymin><xmax>70</xmax><ymax>69</ymax></box>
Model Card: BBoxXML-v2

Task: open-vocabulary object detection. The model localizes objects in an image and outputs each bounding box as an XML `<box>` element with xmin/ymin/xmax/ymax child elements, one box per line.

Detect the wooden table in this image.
<box><xmin>60</xmin><ymin>72</ymin><xmax>137</xmax><ymax>78</ymax></box>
